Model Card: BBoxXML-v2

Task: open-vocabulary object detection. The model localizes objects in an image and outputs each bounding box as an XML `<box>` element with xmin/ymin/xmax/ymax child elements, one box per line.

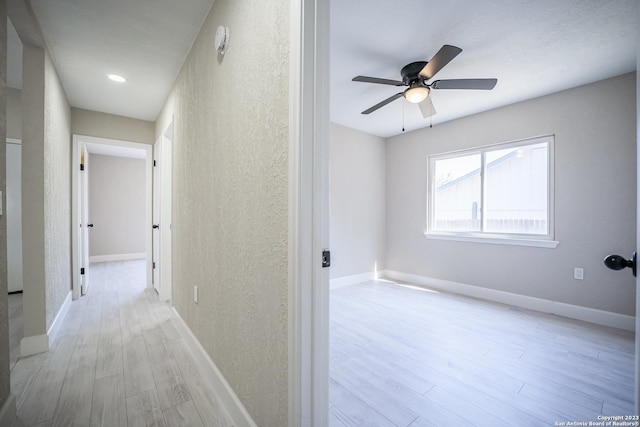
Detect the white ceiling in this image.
<box><xmin>19</xmin><ymin>0</ymin><xmax>214</xmax><ymax>122</ymax></box>
<box><xmin>331</xmin><ymin>0</ymin><xmax>637</xmax><ymax>137</ymax></box>
<box><xmin>7</xmin><ymin>1</ymin><xmax>637</xmax><ymax>134</ymax></box>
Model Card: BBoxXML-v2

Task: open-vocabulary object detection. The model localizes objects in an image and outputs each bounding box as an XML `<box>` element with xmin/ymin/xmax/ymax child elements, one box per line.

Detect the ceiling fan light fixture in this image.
<box><xmin>405</xmin><ymin>85</ymin><xmax>429</xmax><ymax>104</ymax></box>
<box><xmin>108</xmin><ymin>74</ymin><xmax>126</xmax><ymax>83</ymax></box>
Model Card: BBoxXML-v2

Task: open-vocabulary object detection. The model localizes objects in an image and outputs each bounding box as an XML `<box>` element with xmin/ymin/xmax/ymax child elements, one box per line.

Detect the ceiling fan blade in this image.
<box><xmin>361</xmin><ymin>92</ymin><xmax>404</xmax><ymax>114</ymax></box>
<box><xmin>418</xmin><ymin>96</ymin><xmax>437</xmax><ymax>118</ymax></box>
<box><xmin>419</xmin><ymin>45</ymin><xmax>462</xmax><ymax>80</ymax></box>
<box><xmin>431</xmin><ymin>78</ymin><xmax>497</xmax><ymax>90</ymax></box>
<box><xmin>353</xmin><ymin>75</ymin><xmax>405</xmax><ymax>86</ymax></box>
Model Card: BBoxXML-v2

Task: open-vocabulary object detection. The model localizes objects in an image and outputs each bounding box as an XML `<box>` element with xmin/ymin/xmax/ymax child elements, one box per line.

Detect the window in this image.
<box><xmin>427</xmin><ymin>135</ymin><xmax>557</xmax><ymax>247</ymax></box>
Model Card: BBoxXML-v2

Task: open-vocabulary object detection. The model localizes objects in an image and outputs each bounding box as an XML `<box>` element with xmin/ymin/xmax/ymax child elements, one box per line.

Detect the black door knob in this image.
<box><xmin>604</xmin><ymin>252</ymin><xmax>636</xmax><ymax>277</ymax></box>
<box><xmin>87</xmin><ymin>223</ymin><xmax>94</xmax><ymax>228</ymax></box>
<box><xmin>153</xmin><ymin>224</ymin><xmax>159</xmax><ymax>229</ymax></box>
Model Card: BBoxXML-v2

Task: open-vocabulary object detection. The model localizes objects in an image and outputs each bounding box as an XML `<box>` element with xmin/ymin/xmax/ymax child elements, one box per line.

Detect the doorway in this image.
<box><xmin>71</xmin><ymin>135</ymin><xmax>153</xmax><ymax>300</ymax></box>
<box><xmin>324</xmin><ymin>8</ymin><xmax>640</xmax><ymax>426</ymax></box>
<box><xmin>6</xmin><ymin>138</ymin><xmax>23</xmax><ymax>370</ymax></box>
<box><xmin>152</xmin><ymin>120</ymin><xmax>173</xmax><ymax>302</ymax></box>
<box><xmin>6</xmin><ymin>138</ymin><xmax>23</xmax><ymax>293</ymax></box>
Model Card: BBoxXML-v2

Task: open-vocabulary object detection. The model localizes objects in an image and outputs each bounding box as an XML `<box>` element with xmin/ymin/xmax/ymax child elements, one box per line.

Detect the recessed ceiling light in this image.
<box><xmin>108</xmin><ymin>74</ymin><xmax>126</xmax><ymax>83</ymax></box>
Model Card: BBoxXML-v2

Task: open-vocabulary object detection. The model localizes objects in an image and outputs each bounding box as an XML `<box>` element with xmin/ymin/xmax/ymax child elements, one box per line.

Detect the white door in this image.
<box><xmin>152</xmin><ymin>122</ymin><xmax>173</xmax><ymax>302</ymax></box>
<box><xmin>80</xmin><ymin>145</ymin><xmax>91</xmax><ymax>295</ymax></box>
<box><xmin>6</xmin><ymin>140</ymin><xmax>23</xmax><ymax>293</ymax></box>
<box><xmin>72</xmin><ymin>141</ymin><xmax>91</xmax><ymax>298</ymax></box>
<box><xmin>152</xmin><ymin>138</ymin><xmax>162</xmax><ymax>293</ymax></box>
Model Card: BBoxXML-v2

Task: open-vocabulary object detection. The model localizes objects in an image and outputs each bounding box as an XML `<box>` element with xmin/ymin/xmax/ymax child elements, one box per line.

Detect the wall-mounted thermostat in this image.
<box><xmin>215</xmin><ymin>26</ymin><xmax>229</xmax><ymax>54</ymax></box>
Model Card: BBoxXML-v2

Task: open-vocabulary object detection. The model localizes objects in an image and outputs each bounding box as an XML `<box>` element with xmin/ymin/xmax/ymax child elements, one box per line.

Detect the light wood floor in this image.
<box><xmin>9</xmin><ymin>260</ymin><xmax>233</xmax><ymax>427</ymax></box>
<box><xmin>330</xmin><ymin>279</ymin><xmax>636</xmax><ymax>427</ymax></box>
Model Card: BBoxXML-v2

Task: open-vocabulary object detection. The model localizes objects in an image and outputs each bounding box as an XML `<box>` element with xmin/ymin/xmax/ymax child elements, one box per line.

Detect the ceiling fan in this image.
<box><xmin>353</xmin><ymin>45</ymin><xmax>497</xmax><ymax>118</ymax></box>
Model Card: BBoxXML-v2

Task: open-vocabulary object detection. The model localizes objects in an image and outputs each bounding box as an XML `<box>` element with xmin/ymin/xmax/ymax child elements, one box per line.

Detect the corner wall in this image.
<box><xmin>43</xmin><ymin>50</ymin><xmax>71</xmax><ymax>331</ymax></box>
<box><xmin>330</xmin><ymin>123</ymin><xmax>386</xmax><ymax>280</ymax></box>
<box><xmin>21</xmin><ymin>44</ymin><xmax>47</xmax><ymax>342</ymax></box>
<box><xmin>0</xmin><ymin>0</ymin><xmax>11</xmax><ymax>416</ymax></box>
<box><xmin>21</xmin><ymin>44</ymin><xmax>71</xmax><ymax>348</ymax></box>
<box><xmin>155</xmin><ymin>0</ymin><xmax>290</xmax><ymax>424</ymax></box>
<box><xmin>385</xmin><ymin>73</ymin><xmax>636</xmax><ymax>316</ymax></box>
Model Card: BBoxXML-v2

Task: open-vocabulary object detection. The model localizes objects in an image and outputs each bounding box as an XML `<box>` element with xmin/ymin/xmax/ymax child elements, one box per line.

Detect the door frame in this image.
<box><xmin>79</xmin><ymin>144</ymin><xmax>90</xmax><ymax>294</ymax></box>
<box><xmin>71</xmin><ymin>135</ymin><xmax>154</xmax><ymax>300</ymax></box>
<box><xmin>152</xmin><ymin>136</ymin><xmax>161</xmax><ymax>294</ymax></box>
<box><xmin>288</xmin><ymin>0</ymin><xmax>330</xmax><ymax>425</ymax></box>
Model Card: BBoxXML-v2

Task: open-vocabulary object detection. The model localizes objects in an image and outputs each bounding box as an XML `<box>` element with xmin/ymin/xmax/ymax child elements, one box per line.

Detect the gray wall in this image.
<box><xmin>21</xmin><ymin>44</ymin><xmax>47</xmax><ymax>339</ymax></box>
<box><xmin>0</xmin><ymin>0</ymin><xmax>10</xmax><ymax>410</ymax></box>
<box><xmin>155</xmin><ymin>0</ymin><xmax>289</xmax><ymax>424</ymax></box>
<box><xmin>386</xmin><ymin>73</ymin><xmax>636</xmax><ymax>316</ymax></box>
<box><xmin>330</xmin><ymin>123</ymin><xmax>386</xmax><ymax>279</ymax></box>
<box><xmin>88</xmin><ymin>154</ymin><xmax>146</xmax><ymax>257</ymax></box>
<box><xmin>71</xmin><ymin>107</ymin><xmax>154</xmax><ymax>145</ymax></box>
<box><xmin>7</xmin><ymin>87</ymin><xmax>21</xmax><ymax>139</ymax></box>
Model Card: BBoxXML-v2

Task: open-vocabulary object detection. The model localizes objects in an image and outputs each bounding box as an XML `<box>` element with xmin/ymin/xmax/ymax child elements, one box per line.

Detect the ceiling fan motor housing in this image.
<box><xmin>401</xmin><ymin>61</ymin><xmax>428</xmax><ymax>85</ymax></box>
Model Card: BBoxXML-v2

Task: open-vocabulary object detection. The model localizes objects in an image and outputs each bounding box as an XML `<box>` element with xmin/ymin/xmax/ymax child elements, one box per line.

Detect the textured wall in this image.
<box><xmin>21</xmin><ymin>45</ymin><xmax>71</xmax><ymax>339</ymax></box>
<box><xmin>156</xmin><ymin>0</ymin><xmax>290</xmax><ymax>424</ymax></box>
<box><xmin>43</xmin><ymin>51</ymin><xmax>71</xmax><ymax>330</ymax></box>
<box><xmin>0</xmin><ymin>0</ymin><xmax>10</xmax><ymax>406</ymax></box>
<box><xmin>71</xmin><ymin>107</ymin><xmax>154</xmax><ymax>145</ymax></box>
<box><xmin>386</xmin><ymin>73</ymin><xmax>636</xmax><ymax>315</ymax></box>
<box><xmin>21</xmin><ymin>44</ymin><xmax>47</xmax><ymax>339</ymax></box>
<box><xmin>88</xmin><ymin>154</ymin><xmax>146</xmax><ymax>257</ymax></box>
<box><xmin>330</xmin><ymin>123</ymin><xmax>386</xmax><ymax>279</ymax></box>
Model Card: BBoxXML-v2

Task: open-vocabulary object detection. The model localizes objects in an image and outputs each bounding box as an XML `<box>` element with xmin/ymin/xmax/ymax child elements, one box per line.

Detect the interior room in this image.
<box><xmin>328</xmin><ymin>1</ymin><xmax>637</xmax><ymax>425</ymax></box>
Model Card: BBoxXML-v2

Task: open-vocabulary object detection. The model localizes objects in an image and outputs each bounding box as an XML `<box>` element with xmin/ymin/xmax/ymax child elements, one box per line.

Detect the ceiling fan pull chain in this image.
<box><xmin>402</xmin><ymin>100</ymin><xmax>405</xmax><ymax>132</ymax></box>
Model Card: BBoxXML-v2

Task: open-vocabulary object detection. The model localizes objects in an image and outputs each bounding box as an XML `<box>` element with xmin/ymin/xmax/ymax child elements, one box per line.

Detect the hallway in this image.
<box><xmin>10</xmin><ymin>260</ymin><xmax>233</xmax><ymax>426</ymax></box>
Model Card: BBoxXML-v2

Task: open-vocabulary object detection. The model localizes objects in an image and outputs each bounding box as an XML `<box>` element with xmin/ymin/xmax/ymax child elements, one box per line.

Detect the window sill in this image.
<box><xmin>424</xmin><ymin>232</ymin><xmax>559</xmax><ymax>248</ymax></box>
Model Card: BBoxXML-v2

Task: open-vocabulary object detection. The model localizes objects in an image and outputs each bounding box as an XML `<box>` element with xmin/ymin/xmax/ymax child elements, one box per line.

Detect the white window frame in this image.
<box><xmin>425</xmin><ymin>135</ymin><xmax>558</xmax><ymax>248</ymax></box>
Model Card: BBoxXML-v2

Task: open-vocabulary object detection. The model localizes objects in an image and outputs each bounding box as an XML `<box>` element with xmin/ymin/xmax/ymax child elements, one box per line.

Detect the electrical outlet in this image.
<box><xmin>573</xmin><ymin>268</ymin><xmax>584</xmax><ymax>280</ymax></box>
<box><xmin>194</xmin><ymin>285</ymin><xmax>198</xmax><ymax>303</ymax></box>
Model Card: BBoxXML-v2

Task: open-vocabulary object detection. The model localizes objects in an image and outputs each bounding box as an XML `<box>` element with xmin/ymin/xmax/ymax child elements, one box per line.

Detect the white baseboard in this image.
<box><xmin>382</xmin><ymin>270</ymin><xmax>635</xmax><ymax>332</ymax></box>
<box><xmin>0</xmin><ymin>394</ymin><xmax>17</xmax><ymax>427</ymax></box>
<box><xmin>330</xmin><ymin>272</ymin><xmax>376</xmax><ymax>290</ymax></box>
<box><xmin>171</xmin><ymin>308</ymin><xmax>257</xmax><ymax>427</ymax></box>
<box><xmin>48</xmin><ymin>291</ymin><xmax>72</xmax><ymax>345</ymax></box>
<box><xmin>20</xmin><ymin>334</ymin><xmax>49</xmax><ymax>357</ymax></box>
<box><xmin>89</xmin><ymin>252</ymin><xmax>146</xmax><ymax>263</ymax></box>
